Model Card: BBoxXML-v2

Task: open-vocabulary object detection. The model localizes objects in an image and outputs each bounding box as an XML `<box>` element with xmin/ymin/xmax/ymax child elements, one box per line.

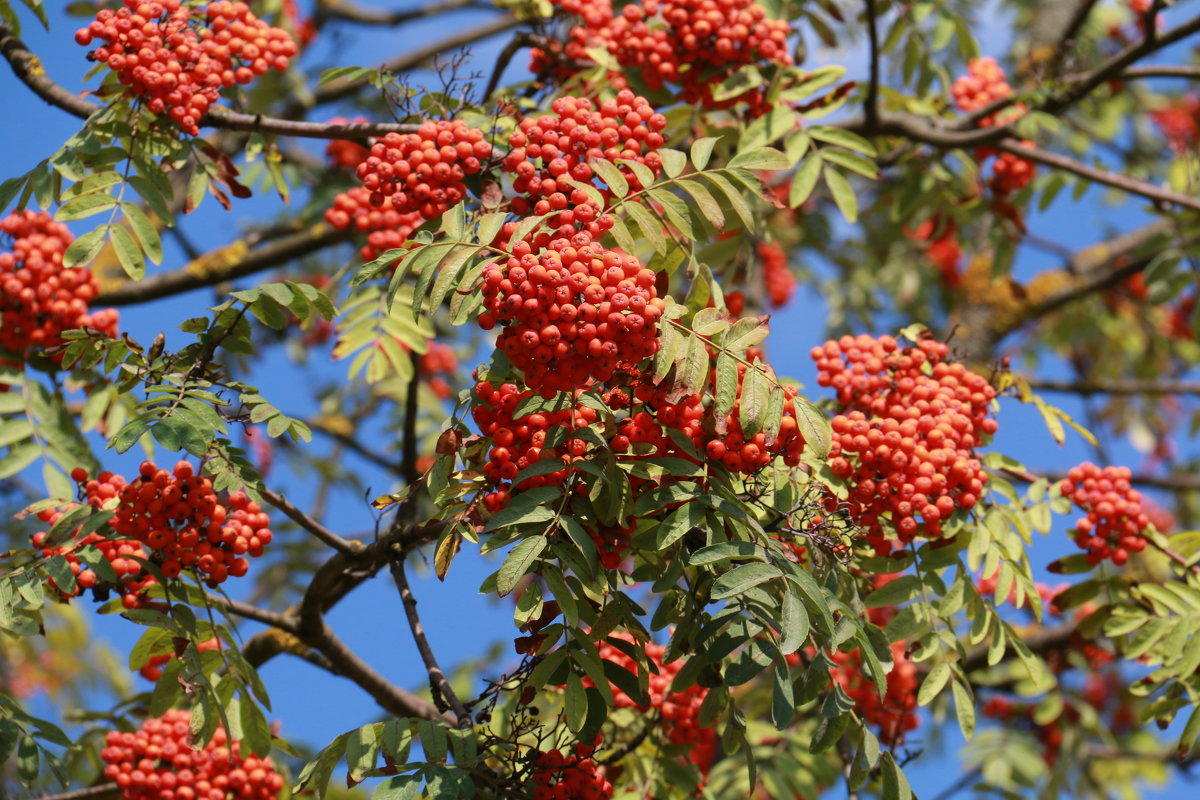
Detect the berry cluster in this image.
<box><xmin>81</xmin><ymin>461</ymin><xmax>272</xmax><ymax>587</ymax></box>
<box><xmin>950</xmin><ymin>58</ymin><xmax>1036</xmax><ymax>195</ymax></box>
<box><xmin>355</xmin><ymin>121</ymin><xmax>491</xmax><ymax>217</ymax></box>
<box><xmin>1</xmin><ymin>211</ymin><xmax>119</xmax><ymax>361</ymax></box>
<box><xmin>139</xmin><ymin>636</ymin><xmax>221</xmax><ymax>681</ymax></box>
<box><xmin>592</xmin><ymin>634</ymin><xmax>712</xmax><ymax>756</ymax></box>
<box><xmin>101</xmin><ymin>710</ymin><xmax>284</xmax><ymax>800</ymax></box>
<box><xmin>829</xmin><ymin>640</ymin><xmax>919</xmax><ymax>746</ymax></box>
<box><xmin>502</xmin><ymin>93</ymin><xmax>666</xmax><ymax>229</ymax></box>
<box><xmin>323</xmin><ymin>186</ymin><xmax>424</xmax><ymax>262</ymax></box>
<box><xmin>421</xmin><ymin>341</ymin><xmax>459</xmax><ymax>400</ymax></box>
<box><xmin>1059</xmin><ymin>463</ymin><xmax>1150</xmax><ymax>566</ymax></box>
<box><xmin>470</xmin><ymin>381</ymin><xmax>593</xmax><ymax>512</ymax></box>
<box><xmin>31</xmin><ymin>507</ymin><xmax>157</xmax><ymax>609</ymax></box>
<box><xmin>479</xmin><ymin>231</ymin><xmax>664</xmax><ymax>395</ymax></box>
<box><xmin>324</xmin><ymin>116</ymin><xmax>371</xmax><ymax>170</ymax></box>
<box><xmin>1150</xmin><ymin>95</ymin><xmax>1200</xmax><ymax>154</ymax></box>
<box><xmin>905</xmin><ymin>218</ymin><xmax>962</xmax><ymax>287</ymax></box>
<box><xmin>699</xmin><ymin>363</ymin><xmax>807</xmax><ymax>473</ymax></box>
<box><xmin>529</xmin><ymin>742</ymin><xmax>612</xmax><ymax>800</ymax></box>
<box><xmin>813</xmin><ymin>334</ymin><xmax>997</xmax><ymax>553</ymax></box>
<box><xmin>75</xmin><ymin>1</ymin><xmax>298</xmax><ymax>136</ymax></box>
<box><xmin>535</xmin><ymin>0</ymin><xmax>791</xmax><ymax>111</ymax></box>
<box><xmin>757</xmin><ymin>242</ymin><xmax>795</xmax><ymax>308</ymax></box>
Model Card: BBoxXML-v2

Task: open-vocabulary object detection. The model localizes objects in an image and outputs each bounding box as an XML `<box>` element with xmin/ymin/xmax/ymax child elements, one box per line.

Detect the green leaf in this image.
<box><xmin>590</xmin><ymin>158</ymin><xmax>629</xmax><ymax>198</ymax></box>
<box><xmin>952</xmin><ymin>680</ymin><xmax>975</xmax><ymax>739</ymax></box>
<box><xmin>696</xmin><ymin>137</ymin><xmax>720</xmax><ymax>170</ymax></box>
<box><xmin>864</xmin><ymin>575</ymin><xmax>920</xmax><ymax>607</ymax></box>
<box><xmin>678</xmin><ymin>179</ymin><xmax>726</xmax><ymax>231</ymax></box>
<box><xmin>711</xmin><ymin>563</ymin><xmax>783</xmax><ymax>600</ymax></box>
<box><xmin>823</xmin><ymin>167</ymin><xmax>858</xmax><ymax>223</ymax></box>
<box><xmin>727</xmin><ymin>147</ymin><xmax>790</xmax><ymax>171</ymax></box>
<box><xmin>111</xmin><ymin>224</ymin><xmax>146</xmax><ymax>280</ymax></box>
<box><xmin>654</xmin><ymin>500</ymin><xmax>704</xmax><ymax>549</ymax></box>
<box><xmin>374</xmin><ymin>775</ymin><xmax>421</xmax><ymax>800</ymax></box>
<box><xmin>792</xmin><ymin>396</ymin><xmax>831</xmax><ymax>460</ymax></box>
<box><xmin>880</xmin><ymin>752</ymin><xmax>911</xmax><ymax>800</ymax></box>
<box><xmin>738</xmin><ymin>365</ymin><xmax>770</xmax><ymax>438</ymax></box>
<box><xmin>679</xmin><ymin>334</ymin><xmax>709</xmax><ymax>396</ymax></box>
<box><xmin>779</xmin><ymin>588</ymin><xmax>810</xmax><ymax>654</ymax></box>
<box><xmin>565</xmin><ymin>671</ymin><xmax>588</xmax><ymax>733</ymax></box>
<box><xmin>496</xmin><ymin>535</ymin><xmax>548</xmax><ymax>597</ymax></box>
<box><xmin>63</xmin><ymin>228</ymin><xmax>107</xmax><ymax>268</ymax></box>
<box><xmin>820</xmin><ymin>148</ymin><xmax>879</xmax><ymax>179</ymax></box>
<box><xmin>918</xmin><ymin>661</ymin><xmax>951</xmax><ymax>706</ymax></box>
<box><xmin>809</xmin><ymin>126</ymin><xmax>877</xmax><ymax>156</ymax></box>
<box><xmin>789</xmin><ymin>154</ymin><xmax>823</xmax><ymax>207</ymax></box>
<box><xmin>122</xmin><ymin>203</ymin><xmax>164</xmax><ymax>264</ymax></box>
<box><xmin>55</xmin><ymin>193</ymin><xmax>117</xmax><ymax>221</ymax></box>
<box><xmin>660</xmin><ymin>147</ymin><xmax>687</xmax><ymax>179</ymax></box>
<box><xmin>713</xmin><ymin>351</ymin><xmax>738</xmax><ymax>420</ymax></box>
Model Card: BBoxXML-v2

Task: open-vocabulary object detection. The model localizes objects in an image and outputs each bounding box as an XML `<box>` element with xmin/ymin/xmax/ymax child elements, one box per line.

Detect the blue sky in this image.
<box><xmin>1</xmin><ymin>1</ymin><xmax>1196</xmax><ymax>798</ymax></box>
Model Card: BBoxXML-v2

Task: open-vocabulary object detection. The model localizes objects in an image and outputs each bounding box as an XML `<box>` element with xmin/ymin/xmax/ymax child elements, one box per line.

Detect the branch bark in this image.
<box><xmin>95</xmin><ymin>223</ymin><xmax>352</xmax><ymax>306</ymax></box>
<box><xmin>316</xmin><ymin>0</ymin><xmax>486</xmax><ymax>27</ymax></box>
<box><xmin>260</xmin><ymin>487</ymin><xmax>361</xmax><ymax>556</ymax></box>
<box><xmin>1020</xmin><ymin>376</ymin><xmax>1200</xmax><ymax>396</ymax></box>
<box><xmin>389</xmin><ymin>554</ymin><xmax>470</xmax><ymax>724</ymax></box>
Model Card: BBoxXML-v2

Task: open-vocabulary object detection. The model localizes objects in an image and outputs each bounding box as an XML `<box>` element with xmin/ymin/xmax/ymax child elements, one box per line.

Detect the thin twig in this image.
<box><xmin>260</xmin><ymin>487</ymin><xmax>361</xmax><ymax>556</ymax></box>
<box><xmin>402</xmin><ymin>351</ymin><xmax>422</xmax><ymax>487</ymax></box>
<box><xmin>389</xmin><ymin>554</ymin><xmax>470</xmax><ymax>723</ymax></box>
<box><xmin>203</xmin><ymin>592</ymin><xmax>299</xmax><ymax>630</ymax></box>
<box><xmin>316</xmin><ymin>0</ymin><xmax>485</xmax><ymax>27</ymax></box>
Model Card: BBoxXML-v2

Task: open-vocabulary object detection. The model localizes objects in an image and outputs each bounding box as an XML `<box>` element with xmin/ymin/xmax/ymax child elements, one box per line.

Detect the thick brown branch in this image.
<box><xmin>0</xmin><ymin>24</ymin><xmax>98</xmax><ymax>121</ymax></box>
<box><xmin>260</xmin><ymin>487</ymin><xmax>360</xmax><ymax>556</ymax></box>
<box><xmin>95</xmin><ymin>223</ymin><xmax>352</xmax><ymax>306</ymax></box>
<box><xmin>1003</xmin><ymin>466</ymin><xmax>1200</xmax><ymax>494</ymax></box>
<box><xmin>389</xmin><ymin>554</ymin><xmax>470</xmax><ymax>723</ymax></box>
<box><xmin>1020</xmin><ymin>376</ymin><xmax>1200</xmax><ymax>396</ymax></box>
<box><xmin>862</xmin><ymin>0</ymin><xmax>881</xmax><ymax>134</ymax></box>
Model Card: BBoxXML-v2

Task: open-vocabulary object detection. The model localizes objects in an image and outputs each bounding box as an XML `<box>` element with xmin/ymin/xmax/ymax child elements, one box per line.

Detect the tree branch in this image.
<box><xmin>1020</xmin><ymin>375</ymin><xmax>1200</xmax><ymax>396</ymax></box>
<box><xmin>95</xmin><ymin>223</ymin><xmax>352</xmax><ymax>306</ymax></box>
<box><xmin>389</xmin><ymin>553</ymin><xmax>470</xmax><ymax>723</ymax></box>
<box><xmin>308</xmin><ymin>416</ymin><xmax>408</xmax><ymax>475</ymax></box>
<box><xmin>862</xmin><ymin>0</ymin><xmax>881</xmax><ymax>134</ymax></box>
<box><xmin>402</xmin><ymin>352</ymin><xmax>422</xmax><ymax>487</ymax></box>
<box><xmin>316</xmin><ymin>0</ymin><xmax>486</xmax><ymax>26</ymax></box>
<box><xmin>992</xmin><ymin>139</ymin><xmax>1200</xmax><ymax>212</ymax></box>
<box><xmin>203</xmin><ymin>592</ymin><xmax>299</xmax><ymax>631</ymax></box>
<box><xmin>260</xmin><ymin>487</ymin><xmax>361</xmax><ymax>556</ymax></box>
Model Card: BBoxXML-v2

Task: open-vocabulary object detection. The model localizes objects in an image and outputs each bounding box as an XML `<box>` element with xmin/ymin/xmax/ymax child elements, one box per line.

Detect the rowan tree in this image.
<box><xmin>1</xmin><ymin>1</ymin><xmax>1200</xmax><ymax>799</ymax></box>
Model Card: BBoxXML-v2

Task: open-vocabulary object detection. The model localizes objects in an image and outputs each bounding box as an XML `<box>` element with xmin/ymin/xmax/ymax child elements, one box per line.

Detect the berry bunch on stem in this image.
<box><xmin>535</xmin><ymin>0</ymin><xmax>791</xmax><ymax>112</ymax></box>
<box><xmin>76</xmin><ymin>0</ymin><xmax>297</xmax><ymax>136</ymax></box>
<box><xmin>101</xmin><ymin>709</ymin><xmax>284</xmax><ymax>800</ymax></box>
<box><xmin>813</xmin><ymin>334</ymin><xmax>997</xmax><ymax>553</ymax></box>
<box><xmin>1059</xmin><ymin>462</ymin><xmax>1150</xmax><ymax>565</ymax></box>
<box><xmin>1</xmin><ymin>211</ymin><xmax>119</xmax><ymax>362</ymax></box>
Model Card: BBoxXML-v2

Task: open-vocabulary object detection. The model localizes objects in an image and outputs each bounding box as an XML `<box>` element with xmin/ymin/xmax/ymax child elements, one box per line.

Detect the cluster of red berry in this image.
<box><xmin>1</xmin><ymin>211</ymin><xmax>119</xmax><ymax>361</ymax></box>
<box><xmin>904</xmin><ymin>218</ymin><xmax>962</xmax><ymax>287</ymax></box>
<box><xmin>951</xmin><ymin>58</ymin><xmax>1036</xmax><ymax>195</ymax></box>
<box><xmin>76</xmin><ymin>461</ymin><xmax>272</xmax><ymax>587</ymax></box>
<box><xmin>355</xmin><ymin>121</ymin><xmax>491</xmax><ymax>217</ymax></box>
<box><xmin>323</xmin><ymin>116</ymin><xmax>371</xmax><ymax>170</ymax></box>
<box><xmin>31</xmin><ymin>507</ymin><xmax>157</xmax><ymax>609</ymax></box>
<box><xmin>591</xmin><ymin>634</ymin><xmax>714</xmax><ymax>763</ymax></box>
<box><xmin>813</xmin><ymin>334</ymin><xmax>998</xmax><ymax>553</ymax></box>
<box><xmin>75</xmin><ymin>1</ymin><xmax>298</xmax><ymax>136</ymax></box>
<box><xmin>471</xmin><ymin>381</ymin><xmax>593</xmax><ymax>513</ymax></box>
<box><xmin>535</xmin><ymin>0</ymin><xmax>791</xmax><ymax>111</ymax></box>
<box><xmin>101</xmin><ymin>710</ymin><xmax>284</xmax><ymax>800</ymax></box>
<box><xmin>1059</xmin><ymin>462</ymin><xmax>1150</xmax><ymax>565</ymax></box>
<box><xmin>139</xmin><ymin>636</ymin><xmax>221</xmax><ymax>681</ymax></box>
<box><xmin>757</xmin><ymin>242</ymin><xmax>795</xmax><ymax>308</ymax></box>
<box><xmin>479</xmin><ymin>230</ymin><xmax>665</xmax><ymax>395</ymax></box>
<box><xmin>529</xmin><ymin>742</ymin><xmax>612</xmax><ymax>800</ymax></box>
<box><xmin>421</xmin><ymin>341</ymin><xmax>459</xmax><ymax>400</ymax></box>
<box><xmin>829</xmin><ymin>640</ymin><xmax>920</xmax><ymax>746</ymax></box>
<box><xmin>502</xmin><ymin>93</ymin><xmax>666</xmax><ymax>226</ymax></box>
<box><xmin>1150</xmin><ymin>95</ymin><xmax>1200</xmax><ymax>154</ymax></box>
<box><xmin>323</xmin><ymin>186</ymin><xmax>425</xmax><ymax>262</ymax></box>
